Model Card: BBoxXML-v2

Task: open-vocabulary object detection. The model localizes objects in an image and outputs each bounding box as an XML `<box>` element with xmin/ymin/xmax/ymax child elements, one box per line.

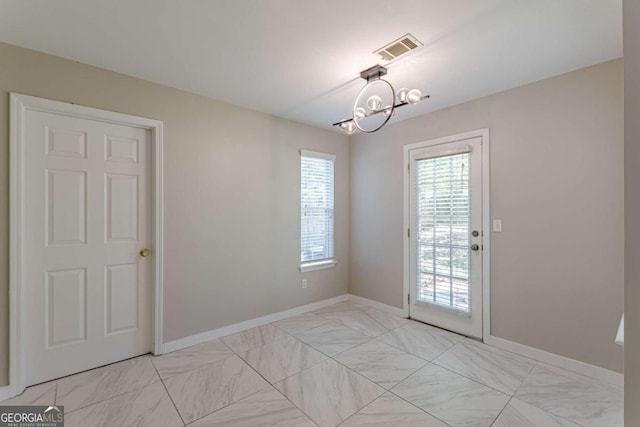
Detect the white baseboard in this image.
<box><xmin>161</xmin><ymin>294</ymin><xmax>349</xmax><ymax>354</ymax></box>
<box><xmin>348</xmin><ymin>294</ymin><xmax>406</xmax><ymax>318</ymax></box>
<box><xmin>484</xmin><ymin>335</ymin><xmax>623</xmax><ymax>388</ymax></box>
<box><xmin>0</xmin><ymin>386</ymin><xmax>12</xmax><ymax>402</ymax></box>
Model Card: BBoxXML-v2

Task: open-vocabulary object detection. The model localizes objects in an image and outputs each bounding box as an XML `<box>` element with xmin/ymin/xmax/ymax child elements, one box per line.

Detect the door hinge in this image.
<box><xmin>408</xmin><ymin>293</ymin><xmax>410</xmax><ymax>305</ymax></box>
<box><xmin>408</xmin><ymin>163</ymin><xmax>410</xmax><ymax>173</ymax></box>
<box><xmin>407</xmin><ymin>228</ymin><xmax>410</xmax><ymax>238</ymax></box>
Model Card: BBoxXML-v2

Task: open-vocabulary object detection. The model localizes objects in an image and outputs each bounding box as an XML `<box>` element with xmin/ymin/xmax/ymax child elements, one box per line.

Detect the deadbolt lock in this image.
<box><xmin>471</xmin><ymin>244</ymin><xmax>480</xmax><ymax>251</ymax></box>
<box><xmin>472</xmin><ymin>230</ymin><xmax>479</xmax><ymax>237</ymax></box>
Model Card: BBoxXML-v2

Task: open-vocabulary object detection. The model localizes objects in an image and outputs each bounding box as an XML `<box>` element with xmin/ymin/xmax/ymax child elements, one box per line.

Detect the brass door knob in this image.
<box><xmin>470</xmin><ymin>244</ymin><xmax>480</xmax><ymax>251</ymax></box>
<box><xmin>140</xmin><ymin>248</ymin><xmax>150</xmax><ymax>257</ymax></box>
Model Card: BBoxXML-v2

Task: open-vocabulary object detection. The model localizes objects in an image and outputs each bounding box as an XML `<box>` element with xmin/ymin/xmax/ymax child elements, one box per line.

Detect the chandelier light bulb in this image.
<box><xmin>396</xmin><ymin>88</ymin><xmax>409</xmax><ymax>103</ymax></box>
<box><xmin>341</xmin><ymin>121</ymin><xmax>356</xmax><ymax>134</ymax></box>
<box><xmin>406</xmin><ymin>88</ymin><xmax>423</xmax><ymax>104</ymax></box>
<box><xmin>354</xmin><ymin>107</ymin><xmax>367</xmax><ymax>120</ymax></box>
<box><xmin>366</xmin><ymin>95</ymin><xmax>382</xmax><ymax>112</ymax></box>
<box><xmin>383</xmin><ymin>105</ymin><xmax>393</xmax><ymax>116</ymax></box>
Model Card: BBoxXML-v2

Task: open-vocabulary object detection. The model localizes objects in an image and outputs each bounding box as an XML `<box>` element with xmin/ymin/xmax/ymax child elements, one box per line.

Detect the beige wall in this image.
<box><xmin>0</xmin><ymin>41</ymin><xmax>625</xmax><ymax>388</ymax></box>
<box><xmin>624</xmin><ymin>0</ymin><xmax>640</xmax><ymax>423</ymax></box>
<box><xmin>0</xmin><ymin>42</ymin><xmax>350</xmax><ymax>386</ymax></box>
<box><xmin>350</xmin><ymin>59</ymin><xmax>624</xmax><ymax>372</ymax></box>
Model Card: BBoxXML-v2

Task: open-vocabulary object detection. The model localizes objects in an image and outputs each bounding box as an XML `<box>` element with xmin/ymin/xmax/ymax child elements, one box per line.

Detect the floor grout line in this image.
<box><xmin>63</xmin><ymin>379</ymin><xmax>161</xmax><ymax>415</ymax></box>
<box><xmin>156</xmin><ymin>339</ymin><xmax>274</xmax><ymax>425</ymax></box>
<box><xmin>363</xmin><ymin>329</ymin><xmax>519</xmax><ymax>396</ymax></box>
<box><xmin>428</xmin><ymin>358</ymin><xmax>516</xmax><ymax>397</ymax></box>
<box><xmin>320</xmin><ymin>354</ymin><xmax>385</xmax><ymax>424</ymax></box>
<box><xmin>333</xmin><ymin>390</ymin><xmax>384</xmax><ymax>426</ymax></box>
<box><xmin>148</xmin><ymin>355</ymin><xmax>186</xmax><ymax>426</ymax></box>
<box><xmin>489</xmin><ymin>395</ymin><xmax>513</xmax><ymax>426</ymax></box>
<box><xmin>216</xmin><ymin>338</ymin><xmax>320</xmax><ymax>426</ymax></box>
<box><xmin>58</xmin><ymin>356</ymin><xmax>160</xmax><ymax>414</ymax></box>
<box><xmin>269</xmin><ymin>383</ymin><xmax>321</xmax><ymax>427</ymax></box>
<box><xmin>269</xmin><ymin>310</ymin><xmax>398</xmax><ymax>426</ymax></box>
<box><xmin>150</xmin><ymin>347</ymin><xmax>239</xmax><ymax>381</ymax></box>
<box><xmin>325</xmin><ymin>336</ymin><xmax>502</xmax><ymax>427</ymax></box>
<box><xmin>181</xmin><ymin>384</ymin><xmax>279</xmax><ymax>426</ymax></box>
<box><xmin>159</xmin><ymin>380</ymin><xmax>186</xmax><ymax>426</ymax></box>
<box><xmin>221</xmin><ymin>338</ymin><xmax>321</xmax><ymax>427</ymax></box>
<box><xmin>322</xmin><ymin>330</ymin><xmax>446</xmax><ymax>425</ymax></box>
<box><xmin>511</xmin><ymin>360</ymin><xmax>538</xmax><ymax>397</ymax></box>
<box><xmin>373</xmin><ymin>322</ymin><xmax>464</xmax><ymax>363</ymax></box>
<box><xmin>312</xmin><ymin>316</ymin><xmax>510</xmax><ymax>427</ymax></box>
<box><xmin>384</xmin><ymin>388</ymin><xmax>455</xmax><ymax>427</ymax></box>
<box><xmin>428</xmin><ymin>339</ymin><xmax>537</xmax><ymax>396</ymax></box>
<box><xmin>270</xmin><ymin>307</ymin><xmax>412</xmax><ymax>425</ymax></box>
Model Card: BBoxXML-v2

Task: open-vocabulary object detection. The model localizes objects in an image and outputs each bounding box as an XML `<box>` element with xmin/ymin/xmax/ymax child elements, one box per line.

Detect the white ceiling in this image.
<box><xmin>0</xmin><ymin>0</ymin><xmax>622</xmax><ymax>131</ymax></box>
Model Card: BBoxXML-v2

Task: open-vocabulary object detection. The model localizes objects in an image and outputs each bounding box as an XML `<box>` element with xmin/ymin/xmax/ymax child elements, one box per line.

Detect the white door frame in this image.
<box><xmin>403</xmin><ymin>128</ymin><xmax>490</xmax><ymax>340</ymax></box>
<box><xmin>9</xmin><ymin>93</ymin><xmax>164</xmax><ymax>397</ymax></box>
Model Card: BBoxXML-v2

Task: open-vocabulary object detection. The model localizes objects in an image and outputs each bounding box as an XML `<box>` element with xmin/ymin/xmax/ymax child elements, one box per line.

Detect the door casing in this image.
<box><xmin>9</xmin><ymin>93</ymin><xmax>165</xmax><ymax>397</ymax></box>
<box><xmin>403</xmin><ymin>128</ymin><xmax>491</xmax><ymax>339</ymax></box>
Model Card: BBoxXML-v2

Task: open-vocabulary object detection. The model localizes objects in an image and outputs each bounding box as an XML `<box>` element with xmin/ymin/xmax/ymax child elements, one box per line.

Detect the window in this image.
<box><xmin>416</xmin><ymin>151</ymin><xmax>471</xmax><ymax>313</ymax></box>
<box><xmin>300</xmin><ymin>150</ymin><xmax>336</xmax><ymax>272</ymax></box>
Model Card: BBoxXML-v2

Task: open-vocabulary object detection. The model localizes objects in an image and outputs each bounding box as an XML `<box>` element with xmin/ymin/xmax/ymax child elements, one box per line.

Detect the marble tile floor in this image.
<box><xmin>1</xmin><ymin>301</ymin><xmax>623</xmax><ymax>426</ymax></box>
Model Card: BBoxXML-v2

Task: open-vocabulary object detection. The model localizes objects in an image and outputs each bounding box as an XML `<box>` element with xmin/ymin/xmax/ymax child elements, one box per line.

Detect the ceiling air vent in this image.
<box><xmin>374</xmin><ymin>33</ymin><xmax>422</xmax><ymax>62</ymax></box>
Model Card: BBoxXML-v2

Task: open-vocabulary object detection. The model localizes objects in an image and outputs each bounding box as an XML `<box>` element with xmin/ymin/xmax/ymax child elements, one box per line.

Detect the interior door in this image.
<box><xmin>409</xmin><ymin>137</ymin><xmax>483</xmax><ymax>338</ymax></box>
<box><xmin>24</xmin><ymin>108</ymin><xmax>152</xmax><ymax>386</ymax></box>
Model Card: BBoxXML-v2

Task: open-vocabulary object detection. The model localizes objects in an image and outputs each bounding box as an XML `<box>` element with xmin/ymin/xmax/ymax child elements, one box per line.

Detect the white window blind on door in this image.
<box><xmin>301</xmin><ymin>150</ymin><xmax>335</xmax><ymax>264</ymax></box>
<box><xmin>416</xmin><ymin>151</ymin><xmax>471</xmax><ymax>313</ymax></box>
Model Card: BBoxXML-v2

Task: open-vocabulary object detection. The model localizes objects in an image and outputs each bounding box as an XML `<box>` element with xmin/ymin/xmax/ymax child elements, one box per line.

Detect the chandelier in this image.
<box><xmin>332</xmin><ymin>64</ymin><xmax>429</xmax><ymax>134</ymax></box>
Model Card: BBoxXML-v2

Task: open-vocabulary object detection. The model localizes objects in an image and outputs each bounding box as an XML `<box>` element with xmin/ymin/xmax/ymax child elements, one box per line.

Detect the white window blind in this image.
<box><xmin>301</xmin><ymin>150</ymin><xmax>335</xmax><ymax>265</ymax></box>
<box><xmin>416</xmin><ymin>152</ymin><xmax>471</xmax><ymax>313</ymax></box>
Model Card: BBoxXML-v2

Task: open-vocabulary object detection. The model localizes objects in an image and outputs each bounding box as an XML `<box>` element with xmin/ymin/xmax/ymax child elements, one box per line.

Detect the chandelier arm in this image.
<box><xmin>332</xmin><ymin>94</ymin><xmax>430</xmax><ymax>128</ymax></box>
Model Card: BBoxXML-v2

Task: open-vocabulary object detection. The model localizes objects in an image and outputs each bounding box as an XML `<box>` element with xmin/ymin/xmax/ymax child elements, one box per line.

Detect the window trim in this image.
<box><xmin>300</xmin><ymin>149</ymin><xmax>336</xmax><ymax>162</ymax></box>
<box><xmin>300</xmin><ymin>149</ymin><xmax>336</xmax><ymax>272</ymax></box>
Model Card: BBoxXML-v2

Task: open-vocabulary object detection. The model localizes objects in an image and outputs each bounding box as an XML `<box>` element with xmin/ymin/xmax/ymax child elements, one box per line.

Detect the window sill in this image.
<box><xmin>299</xmin><ymin>259</ymin><xmax>336</xmax><ymax>273</ymax></box>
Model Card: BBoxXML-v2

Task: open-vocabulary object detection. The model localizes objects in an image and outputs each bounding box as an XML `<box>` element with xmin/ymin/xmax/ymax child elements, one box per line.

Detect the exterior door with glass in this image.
<box><xmin>408</xmin><ymin>136</ymin><xmax>483</xmax><ymax>338</ymax></box>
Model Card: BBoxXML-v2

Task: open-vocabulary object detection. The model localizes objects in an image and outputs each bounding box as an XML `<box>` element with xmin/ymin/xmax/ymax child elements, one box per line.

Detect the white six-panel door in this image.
<box><xmin>24</xmin><ymin>109</ymin><xmax>152</xmax><ymax>386</ymax></box>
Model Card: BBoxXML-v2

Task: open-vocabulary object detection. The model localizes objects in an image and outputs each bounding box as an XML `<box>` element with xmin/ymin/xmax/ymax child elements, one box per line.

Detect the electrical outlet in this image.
<box><xmin>302</xmin><ymin>279</ymin><xmax>307</xmax><ymax>289</ymax></box>
<box><xmin>493</xmin><ymin>219</ymin><xmax>503</xmax><ymax>232</ymax></box>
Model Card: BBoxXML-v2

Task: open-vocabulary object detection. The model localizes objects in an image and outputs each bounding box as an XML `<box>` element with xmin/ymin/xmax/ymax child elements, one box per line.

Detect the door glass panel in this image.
<box><xmin>416</xmin><ymin>152</ymin><xmax>471</xmax><ymax>313</ymax></box>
